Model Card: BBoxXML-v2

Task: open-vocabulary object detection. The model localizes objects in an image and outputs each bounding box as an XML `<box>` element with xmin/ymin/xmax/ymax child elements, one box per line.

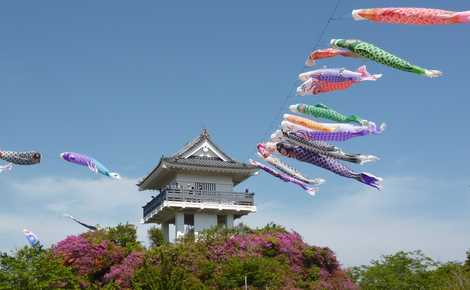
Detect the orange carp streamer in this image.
<box><xmin>283</xmin><ymin>114</ymin><xmax>336</xmax><ymax>132</ymax></box>
<box><xmin>352</xmin><ymin>7</ymin><xmax>470</xmax><ymax>25</ymax></box>
<box><xmin>305</xmin><ymin>48</ymin><xmax>358</xmax><ymax>67</ymax></box>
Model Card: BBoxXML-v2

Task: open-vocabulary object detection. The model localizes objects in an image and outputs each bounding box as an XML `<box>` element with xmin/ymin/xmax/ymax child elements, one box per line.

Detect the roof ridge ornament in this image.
<box><xmin>201</xmin><ymin>128</ymin><xmax>210</xmax><ymax>138</ymax></box>
<box><xmin>137</xmin><ymin>130</ymin><xmax>257</xmax><ymax>190</ymax></box>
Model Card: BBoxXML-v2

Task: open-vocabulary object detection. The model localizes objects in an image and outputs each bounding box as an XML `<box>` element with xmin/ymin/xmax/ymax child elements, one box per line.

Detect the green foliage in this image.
<box><xmin>107</xmin><ymin>223</ymin><xmax>141</xmax><ymax>251</ymax></box>
<box><xmin>132</xmin><ymin>247</ymin><xmax>206</xmax><ymax>290</ymax></box>
<box><xmin>147</xmin><ymin>227</ymin><xmax>166</xmax><ymax>248</ymax></box>
<box><xmin>0</xmin><ymin>246</ymin><xmax>79</xmax><ymax>290</ymax></box>
<box><xmin>351</xmin><ymin>250</ymin><xmax>470</xmax><ymax>290</ymax></box>
<box><xmin>351</xmin><ymin>250</ymin><xmax>437</xmax><ymax>289</ymax></box>
<box><xmin>428</xmin><ymin>262</ymin><xmax>470</xmax><ymax>290</ymax></box>
<box><xmin>195</xmin><ymin>223</ymin><xmax>253</xmax><ymax>246</ymax></box>
<box><xmin>215</xmin><ymin>256</ymin><xmax>286</xmax><ymax>289</ymax></box>
<box><xmin>465</xmin><ymin>249</ymin><xmax>470</xmax><ymax>270</ymax></box>
<box><xmin>255</xmin><ymin>222</ymin><xmax>287</xmax><ymax>234</ymax></box>
<box><xmin>3</xmin><ymin>224</ymin><xmax>470</xmax><ymax>290</ymax></box>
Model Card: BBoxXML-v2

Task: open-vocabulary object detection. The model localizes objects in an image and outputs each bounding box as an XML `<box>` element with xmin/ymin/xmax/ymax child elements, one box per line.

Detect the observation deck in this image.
<box><xmin>143</xmin><ymin>188</ymin><xmax>256</xmax><ymax>223</ymax></box>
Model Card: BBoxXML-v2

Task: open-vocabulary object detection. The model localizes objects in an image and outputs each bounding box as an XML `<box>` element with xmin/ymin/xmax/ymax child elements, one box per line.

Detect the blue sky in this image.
<box><xmin>1</xmin><ymin>0</ymin><xmax>470</xmax><ymax>266</ymax></box>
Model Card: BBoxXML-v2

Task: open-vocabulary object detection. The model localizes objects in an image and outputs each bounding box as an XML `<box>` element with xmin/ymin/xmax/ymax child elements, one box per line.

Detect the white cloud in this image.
<box><xmin>0</xmin><ymin>176</ymin><xmax>154</xmax><ymax>252</ymax></box>
<box><xmin>242</xmin><ymin>176</ymin><xmax>470</xmax><ymax>266</ymax></box>
<box><xmin>1</xmin><ymin>175</ymin><xmax>469</xmax><ymax>268</ymax></box>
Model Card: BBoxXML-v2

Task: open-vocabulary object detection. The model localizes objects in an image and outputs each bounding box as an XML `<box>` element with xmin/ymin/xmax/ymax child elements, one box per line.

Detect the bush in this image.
<box><xmin>1</xmin><ymin>223</ymin><xmax>357</xmax><ymax>290</ymax></box>
<box><xmin>351</xmin><ymin>250</ymin><xmax>470</xmax><ymax>290</ymax></box>
<box><xmin>132</xmin><ymin>247</ymin><xmax>206</xmax><ymax>290</ymax></box>
<box><xmin>107</xmin><ymin>223</ymin><xmax>141</xmax><ymax>251</ymax></box>
<box><xmin>148</xmin><ymin>227</ymin><xmax>166</xmax><ymax>248</ymax></box>
<box><xmin>215</xmin><ymin>256</ymin><xmax>286</xmax><ymax>289</ymax></box>
<box><xmin>0</xmin><ymin>246</ymin><xmax>80</xmax><ymax>290</ymax></box>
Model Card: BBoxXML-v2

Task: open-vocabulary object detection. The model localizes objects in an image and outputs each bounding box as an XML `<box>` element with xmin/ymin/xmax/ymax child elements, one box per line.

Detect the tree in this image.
<box><xmin>350</xmin><ymin>250</ymin><xmax>437</xmax><ymax>290</ymax></box>
<box><xmin>428</xmin><ymin>262</ymin><xmax>470</xmax><ymax>290</ymax></box>
<box><xmin>351</xmin><ymin>250</ymin><xmax>470</xmax><ymax>290</ymax></box>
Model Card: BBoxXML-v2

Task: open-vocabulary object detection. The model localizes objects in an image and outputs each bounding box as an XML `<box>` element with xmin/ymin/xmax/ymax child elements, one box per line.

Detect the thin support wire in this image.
<box><xmin>250</xmin><ymin>0</ymin><xmax>342</xmax><ymax>158</ymax></box>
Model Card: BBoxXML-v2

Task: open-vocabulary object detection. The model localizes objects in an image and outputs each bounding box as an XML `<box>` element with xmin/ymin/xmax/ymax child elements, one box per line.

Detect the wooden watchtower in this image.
<box><xmin>138</xmin><ymin>129</ymin><xmax>257</xmax><ymax>242</ymax></box>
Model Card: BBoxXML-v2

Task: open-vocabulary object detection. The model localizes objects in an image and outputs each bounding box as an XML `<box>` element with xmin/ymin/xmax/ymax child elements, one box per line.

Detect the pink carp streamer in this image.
<box><xmin>305</xmin><ymin>48</ymin><xmax>358</xmax><ymax>67</ymax></box>
<box><xmin>297</xmin><ymin>66</ymin><xmax>381</xmax><ymax>95</ymax></box>
<box><xmin>250</xmin><ymin>159</ymin><xmax>319</xmax><ymax>196</ymax></box>
<box><xmin>352</xmin><ymin>7</ymin><xmax>470</xmax><ymax>25</ymax></box>
<box><xmin>257</xmin><ymin>143</ymin><xmax>324</xmax><ymax>185</ymax></box>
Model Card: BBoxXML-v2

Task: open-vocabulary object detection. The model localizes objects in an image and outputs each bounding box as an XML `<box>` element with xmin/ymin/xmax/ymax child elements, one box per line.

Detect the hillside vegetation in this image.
<box><xmin>1</xmin><ymin>223</ymin><xmax>469</xmax><ymax>289</ymax></box>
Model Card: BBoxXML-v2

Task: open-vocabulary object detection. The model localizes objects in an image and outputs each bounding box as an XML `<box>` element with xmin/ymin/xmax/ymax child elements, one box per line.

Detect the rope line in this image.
<box><xmin>251</xmin><ymin>0</ymin><xmax>342</xmax><ymax>158</ymax></box>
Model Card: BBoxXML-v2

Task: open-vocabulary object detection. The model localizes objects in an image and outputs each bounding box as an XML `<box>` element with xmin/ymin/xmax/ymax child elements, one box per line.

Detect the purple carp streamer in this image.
<box><xmin>271</xmin><ymin>130</ymin><xmax>379</xmax><ymax>164</ymax></box>
<box><xmin>0</xmin><ymin>150</ymin><xmax>41</xmax><ymax>172</ymax></box>
<box><xmin>318</xmin><ymin>122</ymin><xmax>380</xmax><ymax>133</ymax></box>
<box><xmin>257</xmin><ymin>143</ymin><xmax>324</xmax><ymax>185</ymax></box>
<box><xmin>298</xmin><ymin>65</ymin><xmax>381</xmax><ymax>82</ymax></box>
<box><xmin>64</xmin><ymin>214</ymin><xmax>98</xmax><ymax>231</ymax></box>
<box><xmin>61</xmin><ymin>152</ymin><xmax>121</xmax><ymax>179</ymax></box>
<box><xmin>282</xmin><ymin>120</ymin><xmax>385</xmax><ymax>142</ymax></box>
<box><xmin>250</xmin><ymin>159</ymin><xmax>319</xmax><ymax>196</ymax></box>
<box><xmin>275</xmin><ymin>142</ymin><xmax>382</xmax><ymax>190</ymax></box>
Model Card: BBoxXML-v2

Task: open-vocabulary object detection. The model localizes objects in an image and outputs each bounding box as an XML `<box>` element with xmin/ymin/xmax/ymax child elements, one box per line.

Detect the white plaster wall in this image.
<box><xmin>175</xmin><ymin>212</ymin><xmax>185</xmax><ymax>240</ymax></box>
<box><xmin>194</xmin><ymin>213</ymin><xmax>217</xmax><ymax>234</ymax></box>
<box><xmin>175</xmin><ymin>173</ymin><xmax>234</xmax><ymax>192</ymax></box>
<box><xmin>226</xmin><ymin>214</ymin><xmax>234</xmax><ymax>229</ymax></box>
<box><xmin>161</xmin><ymin>223</ymin><xmax>170</xmax><ymax>242</ymax></box>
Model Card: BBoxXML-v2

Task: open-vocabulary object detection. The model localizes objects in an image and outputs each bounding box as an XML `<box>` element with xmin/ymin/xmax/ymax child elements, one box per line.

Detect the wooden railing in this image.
<box><xmin>143</xmin><ymin>188</ymin><xmax>255</xmax><ymax>217</ymax></box>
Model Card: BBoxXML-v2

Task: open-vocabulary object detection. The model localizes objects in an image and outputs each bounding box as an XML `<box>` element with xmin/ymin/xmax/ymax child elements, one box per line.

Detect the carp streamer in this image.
<box><xmin>0</xmin><ymin>150</ymin><xmax>41</xmax><ymax>172</ymax></box>
<box><xmin>296</xmin><ymin>65</ymin><xmax>381</xmax><ymax>95</ymax></box>
<box><xmin>275</xmin><ymin>142</ymin><xmax>382</xmax><ymax>190</ymax></box>
<box><xmin>352</xmin><ymin>7</ymin><xmax>470</xmax><ymax>25</ymax></box>
<box><xmin>64</xmin><ymin>214</ymin><xmax>98</xmax><ymax>231</ymax></box>
<box><xmin>330</xmin><ymin>39</ymin><xmax>442</xmax><ymax>77</ymax></box>
<box><xmin>271</xmin><ymin>130</ymin><xmax>379</xmax><ymax>165</ymax></box>
<box><xmin>257</xmin><ymin>143</ymin><xmax>324</xmax><ymax>185</ymax></box>
<box><xmin>23</xmin><ymin>229</ymin><xmax>40</xmax><ymax>247</ymax></box>
<box><xmin>61</xmin><ymin>152</ymin><xmax>121</xmax><ymax>179</ymax></box>
<box><xmin>250</xmin><ymin>159</ymin><xmax>320</xmax><ymax>196</ymax></box>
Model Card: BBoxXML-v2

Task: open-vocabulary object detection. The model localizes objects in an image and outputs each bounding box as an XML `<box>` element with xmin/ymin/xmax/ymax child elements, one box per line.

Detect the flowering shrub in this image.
<box><xmin>53</xmin><ymin>235</ymin><xmax>125</xmax><ymax>278</ymax></box>
<box><xmin>104</xmin><ymin>251</ymin><xmax>144</xmax><ymax>289</ymax></box>
<box><xmin>204</xmin><ymin>225</ymin><xmax>355</xmax><ymax>289</ymax></box>
<box><xmin>1</xmin><ymin>223</ymin><xmax>358</xmax><ymax>289</ymax></box>
<box><xmin>4</xmin><ymin>224</ymin><xmax>470</xmax><ymax>289</ymax></box>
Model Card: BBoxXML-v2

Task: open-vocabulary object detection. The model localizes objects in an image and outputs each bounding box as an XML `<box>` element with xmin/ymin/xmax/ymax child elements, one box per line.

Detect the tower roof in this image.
<box><xmin>137</xmin><ymin>129</ymin><xmax>256</xmax><ymax>190</ymax></box>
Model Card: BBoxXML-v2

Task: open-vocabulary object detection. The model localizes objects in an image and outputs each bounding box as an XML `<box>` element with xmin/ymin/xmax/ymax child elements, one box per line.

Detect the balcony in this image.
<box><xmin>143</xmin><ymin>188</ymin><xmax>255</xmax><ymax>220</ymax></box>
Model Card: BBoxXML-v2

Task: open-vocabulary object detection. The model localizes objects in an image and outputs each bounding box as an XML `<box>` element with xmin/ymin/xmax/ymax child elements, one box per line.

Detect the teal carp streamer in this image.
<box><xmin>290</xmin><ymin>103</ymin><xmax>367</xmax><ymax>125</ymax></box>
<box><xmin>331</xmin><ymin>39</ymin><xmax>442</xmax><ymax>77</ymax></box>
